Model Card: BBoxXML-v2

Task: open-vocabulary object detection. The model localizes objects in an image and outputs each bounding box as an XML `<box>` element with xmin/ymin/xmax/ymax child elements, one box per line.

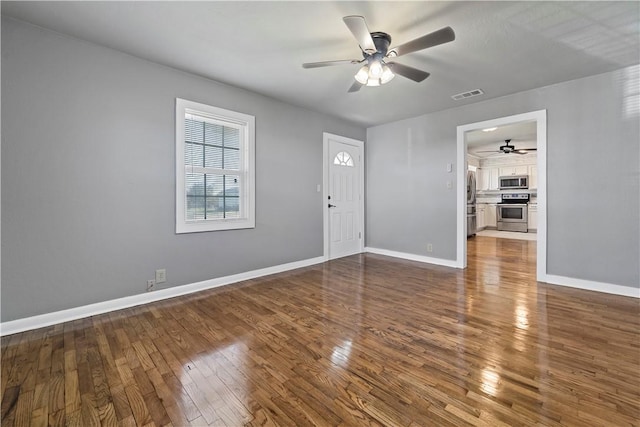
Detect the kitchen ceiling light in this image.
<box><xmin>482</xmin><ymin>127</ymin><xmax>498</xmax><ymax>132</ymax></box>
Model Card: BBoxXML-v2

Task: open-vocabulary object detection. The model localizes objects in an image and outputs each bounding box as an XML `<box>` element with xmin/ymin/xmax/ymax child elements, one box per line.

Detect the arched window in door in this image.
<box><xmin>333</xmin><ymin>151</ymin><xmax>354</xmax><ymax>167</ymax></box>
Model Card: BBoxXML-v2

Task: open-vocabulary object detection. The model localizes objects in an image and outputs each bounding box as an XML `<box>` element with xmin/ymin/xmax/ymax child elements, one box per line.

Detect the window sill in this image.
<box><xmin>176</xmin><ymin>218</ymin><xmax>255</xmax><ymax>234</ymax></box>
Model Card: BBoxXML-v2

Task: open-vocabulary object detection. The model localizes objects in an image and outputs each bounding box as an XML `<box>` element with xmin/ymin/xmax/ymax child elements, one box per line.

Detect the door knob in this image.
<box><xmin>328</xmin><ymin>204</ymin><xmax>336</xmax><ymax>208</ymax></box>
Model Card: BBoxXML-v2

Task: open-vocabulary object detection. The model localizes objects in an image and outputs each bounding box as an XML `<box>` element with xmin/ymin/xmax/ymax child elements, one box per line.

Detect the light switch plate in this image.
<box><xmin>155</xmin><ymin>269</ymin><xmax>166</xmax><ymax>284</ymax></box>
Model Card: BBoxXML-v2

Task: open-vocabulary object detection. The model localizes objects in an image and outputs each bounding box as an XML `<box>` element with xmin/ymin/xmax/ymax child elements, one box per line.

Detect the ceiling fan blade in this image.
<box><xmin>387</xmin><ymin>62</ymin><xmax>430</xmax><ymax>82</ymax></box>
<box><xmin>514</xmin><ymin>148</ymin><xmax>537</xmax><ymax>154</ymax></box>
<box><xmin>343</xmin><ymin>16</ymin><xmax>377</xmax><ymax>54</ymax></box>
<box><xmin>302</xmin><ymin>60</ymin><xmax>359</xmax><ymax>69</ymax></box>
<box><xmin>388</xmin><ymin>26</ymin><xmax>455</xmax><ymax>57</ymax></box>
<box><xmin>348</xmin><ymin>81</ymin><xmax>363</xmax><ymax>93</ymax></box>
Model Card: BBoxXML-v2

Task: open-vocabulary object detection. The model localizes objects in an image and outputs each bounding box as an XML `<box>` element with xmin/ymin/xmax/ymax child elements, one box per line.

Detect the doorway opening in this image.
<box><xmin>456</xmin><ymin>110</ymin><xmax>547</xmax><ymax>281</ymax></box>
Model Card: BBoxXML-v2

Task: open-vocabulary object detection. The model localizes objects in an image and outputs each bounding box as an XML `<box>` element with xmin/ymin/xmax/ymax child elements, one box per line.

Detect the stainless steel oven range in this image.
<box><xmin>497</xmin><ymin>193</ymin><xmax>529</xmax><ymax>232</ymax></box>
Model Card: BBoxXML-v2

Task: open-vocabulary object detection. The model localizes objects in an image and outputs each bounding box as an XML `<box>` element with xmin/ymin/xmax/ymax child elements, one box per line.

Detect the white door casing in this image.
<box><xmin>323</xmin><ymin>133</ymin><xmax>364</xmax><ymax>260</ymax></box>
<box><xmin>456</xmin><ymin>110</ymin><xmax>547</xmax><ymax>281</ymax></box>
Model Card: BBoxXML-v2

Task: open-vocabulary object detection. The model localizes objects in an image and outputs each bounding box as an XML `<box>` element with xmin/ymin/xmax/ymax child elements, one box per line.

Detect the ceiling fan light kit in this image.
<box><xmin>302</xmin><ymin>15</ymin><xmax>455</xmax><ymax>92</ymax></box>
<box><xmin>354</xmin><ymin>61</ymin><xmax>395</xmax><ymax>86</ymax></box>
<box><xmin>354</xmin><ymin>65</ymin><xmax>370</xmax><ymax>84</ymax></box>
<box><xmin>369</xmin><ymin>59</ymin><xmax>384</xmax><ymax>78</ymax></box>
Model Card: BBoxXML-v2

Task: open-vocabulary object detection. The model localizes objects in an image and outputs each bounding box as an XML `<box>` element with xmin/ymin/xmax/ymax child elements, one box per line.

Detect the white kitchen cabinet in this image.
<box><xmin>477</xmin><ymin>169</ymin><xmax>488</xmax><ymax>191</ymax></box>
<box><xmin>529</xmin><ymin>165</ymin><xmax>538</xmax><ymax>189</ymax></box>
<box><xmin>476</xmin><ymin>170</ymin><xmax>484</xmax><ymax>191</ymax></box>
<box><xmin>499</xmin><ymin>165</ymin><xmax>528</xmax><ymax>176</ymax></box>
<box><xmin>478</xmin><ymin>167</ymin><xmax>499</xmax><ymax>191</ymax></box>
<box><xmin>528</xmin><ymin>204</ymin><xmax>538</xmax><ymax>231</ymax></box>
<box><xmin>485</xmin><ymin>204</ymin><xmax>497</xmax><ymax>228</ymax></box>
<box><xmin>477</xmin><ymin>203</ymin><xmax>486</xmax><ymax>229</ymax></box>
<box><xmin>477</xmin><ymin>170</ymin><xmax>486</xmax><ymax>191</ymax></box>
<box><xmin>488</xmin><ymin>168</ymin><xmax>499</xmax><ymax>190</ymax></box>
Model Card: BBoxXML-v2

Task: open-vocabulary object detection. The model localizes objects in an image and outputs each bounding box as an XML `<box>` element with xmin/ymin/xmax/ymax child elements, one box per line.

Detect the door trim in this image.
<box><xmin>323</xmin><ymin>132</ymin><xmax>365</xmax><ymax>260</ymax></box>
<box><xmin>456</xmin><ymin>110</ymin><xmax>547</xmax><ymax>281</ymax></box>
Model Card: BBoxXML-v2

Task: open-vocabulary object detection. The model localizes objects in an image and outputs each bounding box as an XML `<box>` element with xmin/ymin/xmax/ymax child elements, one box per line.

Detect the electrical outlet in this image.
<box><xmin>147</xmin><ymin>280</ymin><xmax>155</xmax><ymax>292</ymax></box>
<box><xmin>155</xmin><ymin>269</ymin><xmax>166</xmax><ymax>284</ymax></box>
<box><xmin>427</xmin><ymin>243</ymin><xmax>433</xmax><ymax>253</ymax></box>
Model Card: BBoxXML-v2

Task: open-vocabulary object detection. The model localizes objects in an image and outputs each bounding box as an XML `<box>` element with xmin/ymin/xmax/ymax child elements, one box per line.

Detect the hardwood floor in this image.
<box><xmin>2</xmin><ymin>237</ymin><xmax>639</xmax><ymax>426</ymax></box>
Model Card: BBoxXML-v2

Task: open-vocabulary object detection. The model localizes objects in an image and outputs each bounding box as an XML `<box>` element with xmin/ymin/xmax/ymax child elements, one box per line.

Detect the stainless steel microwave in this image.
<box><xmin>499</xmin><ymin>175</ymin><xmax>529</xmax><ymax>190</ymax></box>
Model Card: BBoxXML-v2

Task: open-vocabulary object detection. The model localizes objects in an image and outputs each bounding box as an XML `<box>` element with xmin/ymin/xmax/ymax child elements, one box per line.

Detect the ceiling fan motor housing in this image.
<box><xmin>500</xmin><ymin>144</ymin><xmax>514</xmax><ymax>153</ymax></box>
<box><xmin>367</xmin><ymin>32</ymin><xmax>392</xmax><ymax>58</ymax></box>
<box><xmin>500</xmin><ymin>139</ymin><xmax>514</xmax><ymax>153</ymax></box>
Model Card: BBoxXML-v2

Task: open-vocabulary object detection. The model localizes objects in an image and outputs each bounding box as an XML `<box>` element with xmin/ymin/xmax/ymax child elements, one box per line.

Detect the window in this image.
<box><xmin>176</xmin><ymin>98</ymin><xmax>255</xmax><ymax>233</ymax></box>
<box><xmin>334</xmin><ymin>151</ymin><xmax>354</xmax><ymax>167</ymax></box>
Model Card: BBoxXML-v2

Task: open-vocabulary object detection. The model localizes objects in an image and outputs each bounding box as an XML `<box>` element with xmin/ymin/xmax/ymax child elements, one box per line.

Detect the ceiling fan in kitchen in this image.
<box><xmin>302</xmin><ymin>15</ymin><xmax>455</xmax><ymax>92</ymax></box>
<box><xmin>476</xmin><ymin>139</ymin><xmax>537</xmax><ymax>155</ymax></box>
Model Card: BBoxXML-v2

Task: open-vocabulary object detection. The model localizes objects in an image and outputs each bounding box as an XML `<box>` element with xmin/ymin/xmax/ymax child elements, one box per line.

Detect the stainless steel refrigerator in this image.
<box><xmin>467</xmin><ymin>170</ymin><xmax>477</xmax><ymax>237</ymax></box>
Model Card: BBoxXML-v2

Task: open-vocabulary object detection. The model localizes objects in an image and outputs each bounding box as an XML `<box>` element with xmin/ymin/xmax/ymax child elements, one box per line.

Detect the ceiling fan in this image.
<box><xmin>302</xmin><ymin>16</ymin><xmax>455</xmax><ymax>92</ymax></box>
<box><xmin>477</xmin><ymin>139</ymin><xmax>537</xmax><ymax>155</ymax></box>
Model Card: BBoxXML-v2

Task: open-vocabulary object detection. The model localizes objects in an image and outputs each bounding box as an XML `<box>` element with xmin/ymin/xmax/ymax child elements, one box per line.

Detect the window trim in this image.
<box><xmin>176</xmin><ymin>98</ymin><xmax>255</xmax><ymax>233</ymax></box>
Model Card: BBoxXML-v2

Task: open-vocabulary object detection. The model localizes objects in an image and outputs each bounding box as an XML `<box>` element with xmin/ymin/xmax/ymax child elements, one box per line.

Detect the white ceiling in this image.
<box><xmin>2</xmin><ymin>1</ymin><xmax>639</xmax><ymax>127</ymax></box>
<box><xmin>467</xmin><ymin>121</ymin><xmax>537</xmax><ymax>158</ymax></box>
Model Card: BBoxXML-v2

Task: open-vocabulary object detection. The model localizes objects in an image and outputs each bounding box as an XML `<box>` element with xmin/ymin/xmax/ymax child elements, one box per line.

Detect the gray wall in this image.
<box><xmin>1</xmin><ymin>18</ymin><xmax>365</xmax><ymax>322</ymax></box>
<box><xmin>367</xmin><ymin>66</ymin><xmax>639</xmax><ymax>289</ymax></box>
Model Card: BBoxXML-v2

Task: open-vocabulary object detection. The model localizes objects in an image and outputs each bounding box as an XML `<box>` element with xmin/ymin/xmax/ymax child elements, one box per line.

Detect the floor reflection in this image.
<box><xmin>330</xmin><ymin>339</ymin><xmax>353</xmax><ymax>368</ymax></box>
<box><xmin>480</xmin><ymin>368</ymin><xmax>501</xmax><ymax>397</ymax></box>
<box><xmin>515</xmin><ymin>303</ymin><xmax>529</xmax><ymax>330</ymax></box>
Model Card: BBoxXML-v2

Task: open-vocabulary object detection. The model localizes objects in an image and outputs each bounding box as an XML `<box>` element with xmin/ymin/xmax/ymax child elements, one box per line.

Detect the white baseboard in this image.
<box><xmin>5</xmin><ymin>254</ymin><xmax>635</xmax><ymax>336</ymax></box>
<box><xmin>542</xmin><ymin>274</ymin><xmax>640</xmax><ymax>298</ymax></box>
<box><xmin>0</xmin><ymin>256</ymin><xmax>326</xmax><ymax>336</ymax></box>
<box><xmin>365</xmin><ymin>247</ymin><xmax>461</xmax><ymax>269</ymax></box>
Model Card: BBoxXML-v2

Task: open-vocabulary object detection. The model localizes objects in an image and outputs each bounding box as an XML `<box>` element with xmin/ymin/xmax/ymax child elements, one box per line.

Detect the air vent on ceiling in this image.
<box><xmin>451</xmin><ymin>89</ymin><xmax>484</xmax><ymax>101</ymax></box>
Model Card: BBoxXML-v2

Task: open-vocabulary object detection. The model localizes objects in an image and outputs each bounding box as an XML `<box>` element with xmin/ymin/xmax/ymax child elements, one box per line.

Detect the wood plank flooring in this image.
<box><xmin>2</xmin><ymin>236</ymin><xmax>639</xmax><ymax>426</ymax></box>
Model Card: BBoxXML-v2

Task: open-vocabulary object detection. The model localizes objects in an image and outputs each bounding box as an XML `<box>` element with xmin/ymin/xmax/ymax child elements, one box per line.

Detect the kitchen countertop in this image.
<box><xmin>477</xmin><ymin>198</ymin><xmax>538</xmax><ymax>204</ymax></box>
<box><xmin>477</xmin><ymin>189</ymin><xmax>537</xmax><ymax>205</ymax></box>
<box><xmin>476</xmin><ymin>189</ymin><xmax>537</xmax><ymax>196</ymax></box>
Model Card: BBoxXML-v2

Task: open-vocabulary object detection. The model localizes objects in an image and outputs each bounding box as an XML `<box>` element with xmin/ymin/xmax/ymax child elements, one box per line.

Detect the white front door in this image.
<box><xmin>325</xmin><ymin>134</ymin><xmax>363</xmax><ymax>260</ymax></box>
